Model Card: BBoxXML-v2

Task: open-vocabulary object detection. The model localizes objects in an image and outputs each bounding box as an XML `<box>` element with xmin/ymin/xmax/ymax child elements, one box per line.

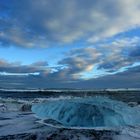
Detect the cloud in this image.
<box><xmin>129</xmin><ymin>47</ymin><xmax>140</xmax><ymax>58</ymax></box>
<box><xmin>0</xmin><ymin>59</ymin><xmax>49</xmax><ymax>74</ymax></box>
<box><xmin>1</xmin><ymin>36</ymin><xmax>139</xmax><ymax>81</ymax></box>
<box><xmin>69</xmin><ymin>65</ymin><xmax>140</xmax><ymax>89</ymax></box>
<box><xmin>0</xmin><ymin>65</ymin><xmax>140</xmax><ymax>89</ymax></box>
<box><xmin>31</xmin><ymin>61</ymin><xmax>48</xmax><ymax>67</ymax></box>
<box><xmin>0</xmin><ymin>0</ymin><xmax>140</xmax><ymax>47</ymax></box>
<box><xmin>58</xmin><ymin>47</ymin><xmax>101</xmax><ymax>78</ymax></box>
<box><xmin>0</xmin><ymin>0</ymin><xmax>140</xmax><ymax>89</ymax></box>
<box><xmin>0</xmin><ymin>47</ymin><xmax>100</xmax><ymax>84</ymax></box>
<box><xmin>56</xmin><ymin>37</ymin><xmax>140</xmax><ymax>76</ymax></box>
<box><xmin>97</xmin><ymin>37</ymin><xmax>140</xmax><ymax>71</ymax></box>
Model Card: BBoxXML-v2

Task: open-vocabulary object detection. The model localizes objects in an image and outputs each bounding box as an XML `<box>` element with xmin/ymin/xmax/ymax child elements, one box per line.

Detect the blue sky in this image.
<box><xmin>0</xmin><ymin>0</ymin><xmax>140</xmax><ymax>89</ymax></box>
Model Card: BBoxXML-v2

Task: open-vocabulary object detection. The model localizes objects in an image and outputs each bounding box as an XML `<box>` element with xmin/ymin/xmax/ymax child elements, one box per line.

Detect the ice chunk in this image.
<box><xmin>0</xmin><ymin>104</ymin><xmax>7</xmax><ymax>112</ymax></box>
<box><xmin>20</xmin><ymin>104</ymin><xmax>32</xmax><ymax>112</ymax></box>
<box><xmin>32</xmin><ymin>96</ymin><xmax>140</xmax><ymax>128</ymax></box>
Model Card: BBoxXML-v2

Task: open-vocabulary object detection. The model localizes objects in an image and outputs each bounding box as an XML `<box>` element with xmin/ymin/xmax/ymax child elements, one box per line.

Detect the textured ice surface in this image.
<box><xmin>0</xmin><ymin>96</ymin><xmax>140</xmax><ymax>139</ymax></box>
<box><xmin>32</xmin><ymin>96</ymin><xmax>140</xmax><ymax>128</ymax></box>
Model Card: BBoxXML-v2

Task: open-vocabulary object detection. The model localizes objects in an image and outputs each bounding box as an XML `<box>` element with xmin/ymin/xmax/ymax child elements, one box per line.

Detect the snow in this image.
<box><xmin>0</xmin><ymin>96</ymin><xmax>140</xmax><ymax>140</ymax></box>
<box><xmin>0</xmin><ymin>111</ymin><xmax>49</xmax><ymax>136</ymax></box>
<box><xmin>32</xmin><ymin>96</ymin><xmax>140</xmax><ymax>128</ymax></box>
<box><xmin>113</xmin><ymin>126</ymin><xmax>140</xmax><ymax>140</ymax></box>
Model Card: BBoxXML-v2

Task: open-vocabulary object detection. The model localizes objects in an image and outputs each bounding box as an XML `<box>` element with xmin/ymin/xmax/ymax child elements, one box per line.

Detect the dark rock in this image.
<box><xmin>20</xmin><ymin>104</ymin><xmax>32</xmax><ymax>112</ymax></box>
<box><xmin>0</xmin><ymin>104</ymin><xmax>7</xmax><ymax>112</ymax></box>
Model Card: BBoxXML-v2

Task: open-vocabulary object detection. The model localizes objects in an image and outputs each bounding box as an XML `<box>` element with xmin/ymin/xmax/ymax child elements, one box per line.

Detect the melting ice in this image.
<box><xmin>32</xmin><ymin>96</ymin><xmax>140</xmax><ymax>128</ymax></box>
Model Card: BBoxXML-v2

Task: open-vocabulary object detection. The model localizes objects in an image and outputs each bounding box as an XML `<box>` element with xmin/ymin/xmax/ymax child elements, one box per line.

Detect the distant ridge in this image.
<box><xmin>0</xmin><ymin>88</ymin><xmax>140</xmax><ymax>93</ymax></box>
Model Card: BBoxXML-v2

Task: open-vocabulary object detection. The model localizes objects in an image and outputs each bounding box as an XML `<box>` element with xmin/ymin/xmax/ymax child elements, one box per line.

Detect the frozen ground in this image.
<box><xmin>0</xmin><ymin>91</ymin><xmax>140</xmax><ymax>140</ymax></box>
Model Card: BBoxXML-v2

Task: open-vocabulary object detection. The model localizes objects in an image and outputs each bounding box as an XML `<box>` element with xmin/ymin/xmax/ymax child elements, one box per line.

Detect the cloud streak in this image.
<box><xmin>0</xmin><ymin>59</ymin><xmax>49</xmax><ymax>75</ymax></box>
<box><xmin>0</xmin><ymin>65</ymin><xmax>140</xmax><ymax>89</ymax></box>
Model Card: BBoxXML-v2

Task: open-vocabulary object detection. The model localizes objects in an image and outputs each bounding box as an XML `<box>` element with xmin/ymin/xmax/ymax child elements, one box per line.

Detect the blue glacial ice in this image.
<box><xmin>32</xmin><ymin>96</ymin><xmax>140</xmax><ymax>128</ymax></box>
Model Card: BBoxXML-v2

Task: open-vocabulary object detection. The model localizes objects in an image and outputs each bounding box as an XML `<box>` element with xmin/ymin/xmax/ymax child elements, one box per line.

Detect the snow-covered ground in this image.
<box><xmin>0</xmin><ymin>95</ymin><xmax>140</xmax><ymax>140</ymax></box>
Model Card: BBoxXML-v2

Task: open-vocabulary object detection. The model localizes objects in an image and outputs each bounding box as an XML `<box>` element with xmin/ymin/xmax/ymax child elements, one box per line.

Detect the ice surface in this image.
<box><xmin>0</xmin><ymin>95</ymin><xmax>140</xmax><ymax>140</ymax></box>
<box><xmin>32</xmin><ymin>96</ymin><xmax>140</xmax><ymax>128</ymax></box>
<box><xmin>0</xmin><ymin>96</ymin><xmax>74</xmax><ymax>112</ymax></box>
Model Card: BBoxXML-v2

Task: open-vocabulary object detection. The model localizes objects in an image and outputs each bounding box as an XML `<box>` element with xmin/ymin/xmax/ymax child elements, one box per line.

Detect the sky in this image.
<box><xmin>0</xmin><ymin>0</ymin><xmax>140</xmax><ymax>89</ymax></box>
